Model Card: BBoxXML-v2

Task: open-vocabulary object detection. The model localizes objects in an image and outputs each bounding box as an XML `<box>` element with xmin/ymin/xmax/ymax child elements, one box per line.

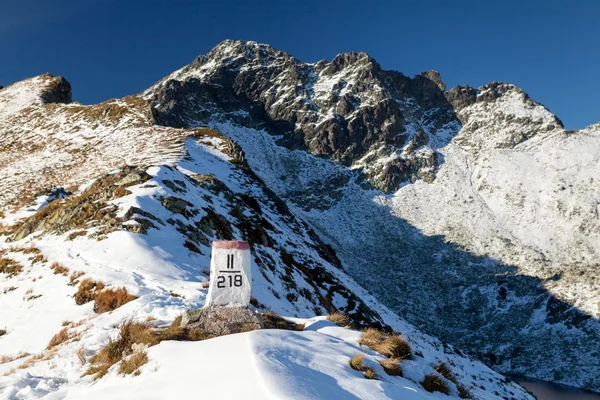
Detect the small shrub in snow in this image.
<box><xmin>50</xmin><ymin>262</ymin><xmax>70</xmax><ymax>276</ymax></box>
<box><xmin>421</xmin><ymin>373</ymin><xmax>449</xmax><ymax>395</ymax></box>
<box><xmin>93</xmin><ymin>287</ymin><xmax>137</xmax><ymax>314</ymax></box>
<box><xmin>349</xmin><ymin>354</ymin><xmax>365</xmax><ymax>371</ymax></box>
<box><xmin>364</xmin><ymin>367</ymin><xmax>378</xmax><ymax>380</ymax></box>
<box><xmin>327</xmin><ymin>312</ymin><xmax>350</xmax><ymax>327</ymax></box>
<box><xmin>379</xmin><ymin>358</ymin><xmax>403</xmax><ymax>376</ymax></box>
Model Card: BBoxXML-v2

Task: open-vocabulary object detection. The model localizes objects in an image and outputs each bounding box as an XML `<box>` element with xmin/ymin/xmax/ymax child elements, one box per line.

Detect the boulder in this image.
<box><xmin>180</xmin><ymin>306</ymin><xmax>262</xmax><ymax>336</ymax></box>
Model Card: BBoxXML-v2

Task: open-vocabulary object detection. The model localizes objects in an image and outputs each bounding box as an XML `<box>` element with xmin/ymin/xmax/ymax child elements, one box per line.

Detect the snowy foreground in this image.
<box><xmin>66</xmin><ymin>320</ymin><xmax>490</xmax><ymax>400</ymax></box>
<box><xmin>2</xmin><ymin>318</ymin><xmax>529</xmax><ymax>400</ymax></box>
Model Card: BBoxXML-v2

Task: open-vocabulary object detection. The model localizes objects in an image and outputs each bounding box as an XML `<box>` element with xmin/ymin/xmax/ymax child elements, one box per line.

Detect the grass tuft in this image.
<box><xmin>50</xmin><ymin>262</ymin><xmax>70</xmax><ymax>276</ymax></box>
<box><xmin>93</xmin><ymin>287</ymin><xmax>137</xmax><ymax>314</ymax></box>
<box><xmin>86</xmin><ymin>319</ymin><xmax>206</xmax><ymax>380</ymax></box>
<box><xmin>371</xmin><ymin>335</ymin><xmax>412</xmax><ymax>360</ymax></box>
<box><xmin>458</xmin><ymin>384</ymin><xmax>473</xmax><ymax>399</ymax></box>
<box><xmin>421</xmin><ymin>373</ymin><xmax>450</xmax><ymax>395</ymax></box>
<box><xmin>74</xmin><ymin>278</ymin><xmax>103</xmax><ymax>305</ymax></box>
<box><xmin>349</xmin><ymin>354</ymin><xmax>365</xmax><ymax>371</ymax></box>
<box><xmin>379</xmin><ymin>358</ymin><xmax>403</xmax><ymax>376</ymax></box>
<box><xmin>364</xmin><ymin>367</ymin><xmax>378</xmax><ymax>380</ymax></box>
<box><xmin>47</xmin><ymin>328</ymin><xmax>72</xmax><ymax>349</ymax></box>
<box><xmin>118</xmin><ymin>351</ymin><xmax>148</xmax><ymax>376</ymax></box>
<box><xmin>359</xmin><ymin>328</ymin><xmax>412</xmax><ymax>360</ymax></box>
<box><xmin>0</xmin><ymin>258</ymin><xmax>23</xmax><ymax>277</ymax></box>
<box><xmin>327</xmin><ymin>312</ymin><xmax>350</xmax><ymax>327</ymax></box>
<box><xmin>358</xmin><ymin>327</ymin><xmax>386</xmax><ymax>347</ymax></box>
<box><xmin>435</xmin><ymin>362</ymin><xmax>458</xmax><ymax>384</ymax></box>
<box><xmin>261</xmin><ymin>312</ymin><xmax>305</xmax><ymax>331</ymax></box>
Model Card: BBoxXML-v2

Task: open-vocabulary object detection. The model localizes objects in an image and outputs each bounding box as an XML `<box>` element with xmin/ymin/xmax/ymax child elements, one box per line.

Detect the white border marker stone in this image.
<box><xmin>205</xmin><ymin>240</ymin><xmax>252</xmax><ymax>307</ymax></box>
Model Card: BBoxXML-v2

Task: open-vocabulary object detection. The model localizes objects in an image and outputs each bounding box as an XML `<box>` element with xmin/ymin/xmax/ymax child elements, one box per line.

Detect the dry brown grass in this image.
<box><xmin>74</xmin><ymin>278</ymin><xmax>136</xmax><ymax>313</ymax></box>
<box><xmin>457</xmin><ymin>384</ymin><xmax>473</xmax><ymax>399</ymax></box>
<box><xmin>421</xmin><ymin>373</ymin><xmax>449</xmax><ymax>395</ymax></box>
<box><xmin>358</xmin><ymin>327</ymin><xmax>386</xmax><ymax>347</ymax></box>
<box><xmin>359</xmin><ymin>329</ymin><xmax>412</xmax><ymax>360</ymax></box>
<box><xmin>327</xmin><ymin>312</ymin><xmax>350</xmax><ymax>327</ymax></box>
<box><xmin>47</xmin><ymin>328</ymin><xmax>72</xmax><ymax>349</ymax></box>
<box><xmin>69</xmin><ymin>271</ymin><xmax>84</xmax><ymax>286</ymax></box>
<box><xmin>50</xmin><ymin>262</ymin><xmax>70</xmax><ymax>276</ymax></box>
<box><xmin>76</xmin><ymin>347</ymin><xmax>86</xmax><ymax>366</ymax></box>
<box><xmin>364</xmin><ymin>367</ymin><xmax>378</xmax><ymax>380</ymax></box>
<box><xmin>74</xmin><ymin>278</ymin><xmax>104</xmax><ymax>305</ymax></box>
<box><xmin>86</xmin><ymin>319</ymin><xmax>207</xmax><ymax>380</ymax></box>
<box><xmin>261</xmin><ymin>312</ymin><xmax>305</xmax><ymax>331</ymax></box>
<box><xmin>379</xmin><ymin>358</ymin><xmax>403</xmax><ymax>376</ymax></box>
<box><xmin>349</xmin><ymin>354</ymin><xmax>365</xmax><ymax>371</ymax></box>
<box><xmin>0</xmin><ymin>257</ymin><xmax>23</xmax><ymax>277</ymax></box>
<box><xmin>31</xmin><ymin>254</ymin><xmax>46</xmax><ymax>264</ymax></box>
<box><xmin>371</xmin><ymin>335</ymin><xmax>412</xmax><ymax>360</ymax></box>
<box><xmin>112</xmin><ymin>187</ymin><xmax>132</xmax><ymax>198</ymax></box>
<box><xmin>118</xmin><ymin>351</ymin><xmax>148</xmax><ymax>376</ymax></box>
<box><xmin>0</xmin><ymin>352</ymin><xmax>28</xmax><ymax>365</ymax></box>
<box><xmin>435</xmin><ymin>362</ymin><xmax>457</xmax><ymax>384</ymax></box>
<box><xmin>93</xmin><ymin>287</ymin><xmax>137</xmax><ymax>314</ymax></box>
<box><xmin>67</xmin><ymin>230</ymin><xmax>87</xmax><ymax>241</ymax></box>
<box><xmin>13</xmin><ymin>247</ymin><xmax>41</xmax><ymax>255</ymax></box>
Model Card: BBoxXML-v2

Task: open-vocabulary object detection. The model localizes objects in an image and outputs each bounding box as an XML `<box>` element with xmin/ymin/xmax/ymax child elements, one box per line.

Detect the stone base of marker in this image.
<box><xmin>180</xmin><ymin>306</ymin><xmax>262</xmax><ymax>336</ymax></box>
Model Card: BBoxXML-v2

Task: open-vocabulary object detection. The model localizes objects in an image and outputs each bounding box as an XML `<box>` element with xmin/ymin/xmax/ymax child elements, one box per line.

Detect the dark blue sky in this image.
<box><xmin>2</xmin><ymin>0</ymin><xmax>598</xmax><ymax>128</ymax></box>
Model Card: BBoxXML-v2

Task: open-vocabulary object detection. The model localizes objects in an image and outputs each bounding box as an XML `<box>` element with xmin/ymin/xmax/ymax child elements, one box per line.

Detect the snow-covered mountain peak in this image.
<box><xmin>145</xmin><ymin>42</ymin><xmax>460</xmax><ymax>192</ymax></box>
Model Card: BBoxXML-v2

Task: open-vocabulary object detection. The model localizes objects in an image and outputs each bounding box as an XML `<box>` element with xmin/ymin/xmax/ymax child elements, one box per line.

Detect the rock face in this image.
<box><xmin>144</xmin><ymin>40</ymin><xmax>461</xmax><ymax>192</ymax></box>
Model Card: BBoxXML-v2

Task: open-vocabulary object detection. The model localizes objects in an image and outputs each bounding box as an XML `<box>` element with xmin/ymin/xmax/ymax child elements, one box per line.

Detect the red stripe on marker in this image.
<box><xmin>212</xmin><ymin>240</ymin><xmax>250</xmax><ymax>250</ymax></box>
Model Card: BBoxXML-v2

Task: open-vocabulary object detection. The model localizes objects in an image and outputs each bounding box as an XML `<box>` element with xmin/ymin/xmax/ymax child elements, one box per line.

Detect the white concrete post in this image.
<box><xmin>205</xmin><ymin>240</ymin><xmax>252</xmax><ymax>307</ymax></box>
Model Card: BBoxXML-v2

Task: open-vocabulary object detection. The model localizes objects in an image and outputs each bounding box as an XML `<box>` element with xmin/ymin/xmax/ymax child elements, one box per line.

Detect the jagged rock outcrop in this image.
<box><xmin>144</xmin><ymin>40</ymin><xmax>460</xmax><ymax>192</ymax></box>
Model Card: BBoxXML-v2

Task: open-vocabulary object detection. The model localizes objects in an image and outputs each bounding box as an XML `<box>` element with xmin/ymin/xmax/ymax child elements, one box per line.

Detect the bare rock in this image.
<box><xmin>180</xmin><ymin>306</ymin><xmax>262</xmax><ymax>336</ymax></box>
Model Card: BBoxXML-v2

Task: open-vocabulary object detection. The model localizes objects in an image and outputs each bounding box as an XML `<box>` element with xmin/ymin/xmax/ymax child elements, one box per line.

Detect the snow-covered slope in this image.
<box><xmin>140</xmin><ymin>40</ymin><xmax>600</xmax><ymax>392</ymax></box>
<box><xmin>63</xmin><ymin>319</ymin><xmax>528</xmax><ymax>400</ymax></box>
<box><xmin>0</xmin><ymin>72</ymin><xmax>533</xmax><ymax>399</ymax></box>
